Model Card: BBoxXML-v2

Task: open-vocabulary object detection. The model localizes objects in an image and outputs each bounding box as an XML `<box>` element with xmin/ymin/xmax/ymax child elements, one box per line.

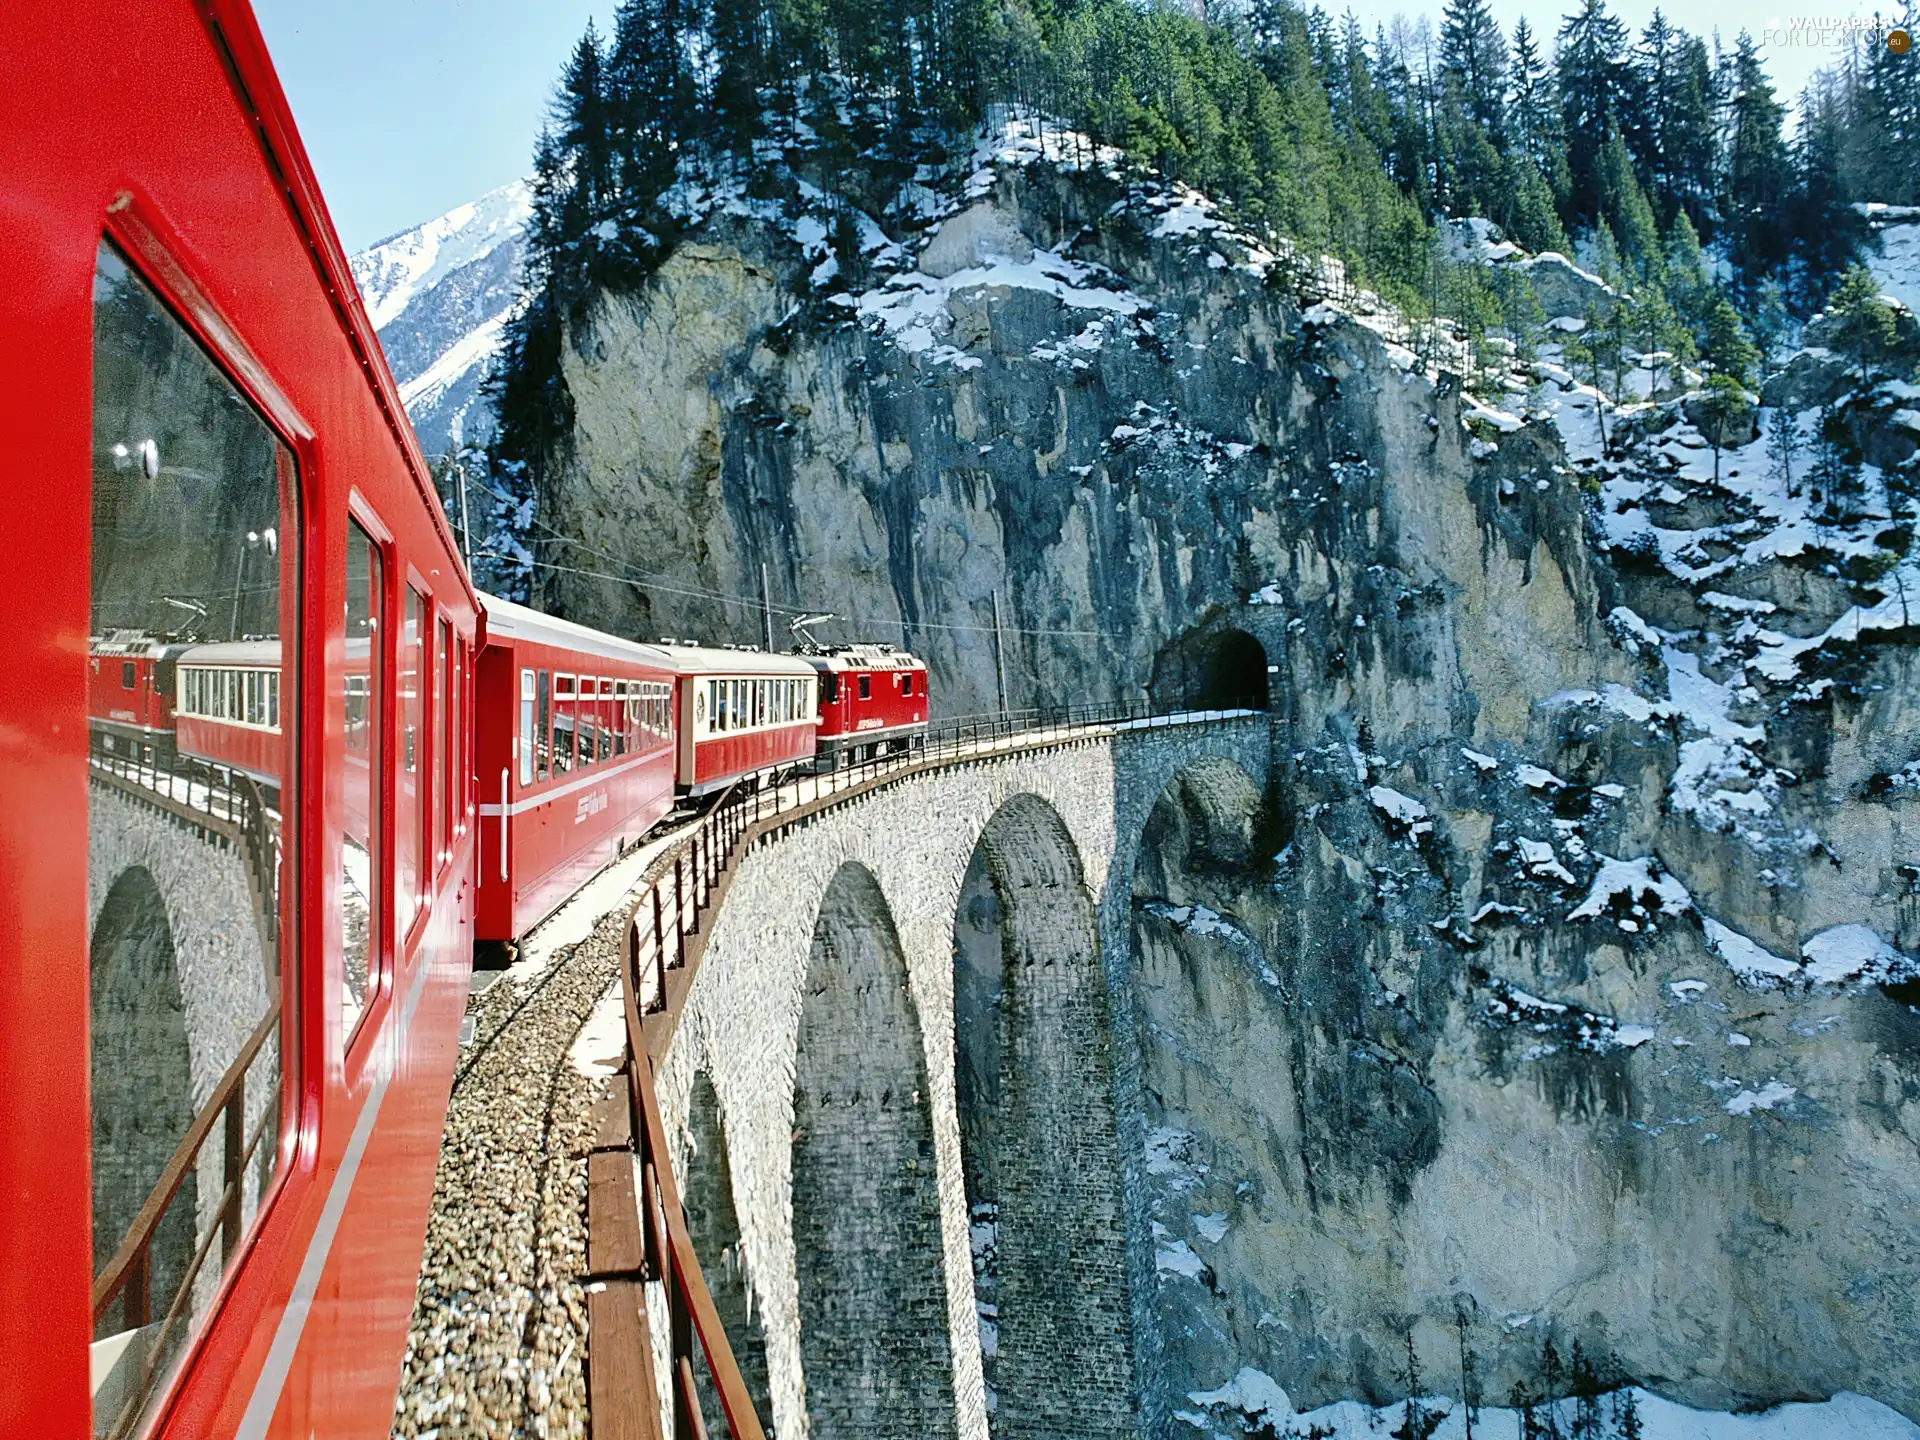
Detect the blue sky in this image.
<box><xmin>255</xmin><ymin>0</ymin><xmax>616</xmax><ymax>252</ymax></box>
<box><xmin>257</xmin><ymin>0</ymin><xmax>1882</xmax><ymax>255</ymax></box>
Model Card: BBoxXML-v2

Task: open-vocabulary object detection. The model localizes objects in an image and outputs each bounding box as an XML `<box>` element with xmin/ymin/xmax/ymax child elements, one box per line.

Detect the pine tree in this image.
<box><xmin>1619</xmin><ymin>1388</ymin><xmax>1645</xmax><ymax>1440</ymax></box>
<box><xmin>1825</xmin><ymin>264</ymin><xmax>1901</xmax><ymax>381</ymax></box>
<box><xmin>1556</xmin><ymin>0</ymin><xmax>1633</xmax><ymax>227</ymax></box>
<box><xmin>1506</xmin><ymin>19</ymin><xmax>1558</xmax><ymax>172</ymax></box>
<box><xmin>1439</xmin><ymin>0</ymin><xmax>1505</xmax><ymax>138</ymax></box>
<box><xmin>1768</xmin><ymin>404</ymin><xmax>1803</xmax><ymax>498</ymax></box>
<box><xmin>1720</xmin><ymin>32</ymin><xmax>1793</xmax><ymax>287</ymax></box>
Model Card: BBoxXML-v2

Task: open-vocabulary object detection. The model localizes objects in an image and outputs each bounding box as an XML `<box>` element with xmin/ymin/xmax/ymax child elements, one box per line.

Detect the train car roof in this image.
<box><xmin>792</xmin><ymin>644</ymin><xmax>926</xmax><ymax>673</ymax></box>
<box><xmin>179</xmin><ymin>640</ymin><xmax>283</xmax><ymax>665</ymax></box>
<box><xmin>479</xmin><ymin>592</ymin><xmax>675</xmax><ymax>671</ymax></box>
<box><xmin>649</xmin><ymin>643</ymin><xmax>819</xmax><ymax>679</ymax></box>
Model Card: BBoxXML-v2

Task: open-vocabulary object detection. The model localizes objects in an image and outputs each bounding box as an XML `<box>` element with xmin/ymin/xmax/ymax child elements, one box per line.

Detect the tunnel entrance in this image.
<box><xmin>681</xmin><ymin>1073</ymin><xmax>773</xmax><ymax>1428</ymax></box>
<box><xmin>1150</xmin><ymin>627</ymin><xmax>1271</xmax><ymax>712</ymax></box>
<box><xmin>952</xmin><ymin>794</ymin><xmax>1135</xmax><ymax>1436</ymax></box>
<box><xmin>89</xmin><ymin>865</ymin><xmax>197</xmax><ymax>1334</ymax></box>
<box><xmin>791</xmin><ymin>863</ymin><xmax>955</xmax><ymax>1438</ymax></box>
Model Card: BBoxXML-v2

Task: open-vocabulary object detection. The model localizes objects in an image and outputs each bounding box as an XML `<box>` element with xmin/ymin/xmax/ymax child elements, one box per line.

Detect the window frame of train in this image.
<box><xmin>518</xmin><ymin>669</ymin><xmax>536</xmax><ymax>787</ymax></box>
<box><xmin>340</xmin><ymin>509</ymin><xmax>387</xmax><ymax>1054</ymax></box>
<box><xmin>87</xmin><ymin>235</ymin><xmax>303</xmax><ymax>1438</ymax></box>
<box><xmin>436</xmin><ymin>614</ymin><xmax>453</xmax><ymax>873</ymax></box>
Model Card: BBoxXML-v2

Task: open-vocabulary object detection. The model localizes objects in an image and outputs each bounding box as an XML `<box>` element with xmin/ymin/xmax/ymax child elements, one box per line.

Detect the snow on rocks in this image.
<box><xmin>1368</xmin><ymin>785</ymin><xmax>1433</xmax><ymax>836</ymax></box>
<box><xmin>1702</xmin><ymin>916</ymin><xmax>1801</xmax><ymax>987</ymax></box>
<box><xmin>1485</xmin><ymin>975</ymin><xmax>1653</xmax><ymax>1055</ymax></box>
<box><xmin>1724</xmin><ymin>1079</ymin><xmax>1798</xmax><ymax>1117</ymax></box>
<box><xmin>1181</xmin><ymin>1368</ymin><xmax>1294</xmax><ymax>1432</ymax></box>
<box><xmin>1568</xmin><ymin>855</ymin><xmax>1692</xmax><ymax>929</ymax></box>
<box><xmin>1801</xmin><ymin>925</ymin><xmax>1920</xmax><ymax>987</ymax></box>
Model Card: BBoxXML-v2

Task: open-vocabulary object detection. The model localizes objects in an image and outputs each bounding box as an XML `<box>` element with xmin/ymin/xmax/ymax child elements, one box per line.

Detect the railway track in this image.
<box><xmin>392</xmin><ymin>830</ymin><xmax>690</xmax><ymax>1440</ymax></box>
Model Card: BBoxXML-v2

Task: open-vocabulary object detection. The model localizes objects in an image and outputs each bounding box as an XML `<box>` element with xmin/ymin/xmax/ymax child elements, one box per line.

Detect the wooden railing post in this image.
<box><xmin>221</xmin><ymin>1074</ymin><xmax>245</xmax><ymax>1262</ymax></box>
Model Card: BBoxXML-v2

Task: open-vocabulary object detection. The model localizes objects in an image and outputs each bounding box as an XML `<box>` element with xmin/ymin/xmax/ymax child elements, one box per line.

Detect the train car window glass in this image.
<box><xmin>399</xmin><ymin>587</ymin><xmax>425</xmax><ymax>933</ymax></box>
<box><xmin>122</xmin><ymin>661</ymin><xmax>136</xmax><ymax>689</ymax></box>
<box><xmin>88</xmin><ymin>241</ymin><xmax>294</xmax><ymax>1435</ymax></box>
<box><xmin>574</xmin><ymin>682</ymin><xmax>595</xmax><ymax>771</ymax></box>
<box><xmin>341</xmin><ymin>520</ymin><xmax>383</xmax><ymax>1046</ymax></box>
<box><xmin>436</xmin><ymin>617</ymin><xmax>452</xmax><ymax>868</ymax></box>
<box><xmin>268</xmin><ymin>671</ymin><xmax>280</xmax><ymax>730</ymax></box>
<box><xmin>552</xmin><ymin>676</ymin><xmax>574</xmax><ymax>774</ymax></box>
<box><xmin>858</xmin><ymin>674</ymin><xmax>871</xmax><ymax>700</ymax></box>
<box><xmin>536</xmin><ymin>670</ymin><xmax>551</xmax><ymax>783</ymax></box>
<box><xmin>519</xmin><ymin>670</ymin><xmax>535</xmax><ymax>786</ymax></box>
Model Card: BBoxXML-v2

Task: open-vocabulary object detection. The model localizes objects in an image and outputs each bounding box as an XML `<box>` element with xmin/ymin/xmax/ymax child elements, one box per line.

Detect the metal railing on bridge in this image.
<box><xmin>585</xmin><ymin>699</ymin><xmax>1264</xmax><ymax>1439</ymax></box>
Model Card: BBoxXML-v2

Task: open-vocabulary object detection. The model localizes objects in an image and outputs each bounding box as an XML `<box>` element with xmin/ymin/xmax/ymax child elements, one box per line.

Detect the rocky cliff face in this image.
<box><xmin>530</xmin><ymin>123</ymin><xmax>1920</xmax><ymax>1432</ymax></box>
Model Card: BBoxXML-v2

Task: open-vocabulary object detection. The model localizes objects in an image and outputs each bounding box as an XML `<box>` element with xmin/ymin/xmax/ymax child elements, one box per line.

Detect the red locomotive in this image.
<box><xmin>4</xmin><ymin>4</ymin><xmax>480</xmax><ymax>1438</ymax></box>
<box><xmin>800</xmin><ymin>643</ymin><xmax>930</xmax><ymax>769</ymax></box>
<box><xmin>88</xmin><ymin>633</ymin><xmax>192</xmax><ymax>761</ymax></box>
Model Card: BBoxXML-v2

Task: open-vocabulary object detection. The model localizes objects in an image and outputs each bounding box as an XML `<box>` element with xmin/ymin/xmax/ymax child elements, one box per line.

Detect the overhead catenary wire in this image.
<box><xmin>476</xmin><ymin>541</ymin><xmax>1124</xmax><ymax>642</ymax></box>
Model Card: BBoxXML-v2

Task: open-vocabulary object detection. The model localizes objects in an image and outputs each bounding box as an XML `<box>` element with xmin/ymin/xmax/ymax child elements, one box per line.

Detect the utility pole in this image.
<box><xmin>457</xmin><ymin>453</ymin><xmax>474</xmax><ymax>575</ymax></box>
<box><xmin>991</xmin><ymin>589</ymin><xmax>1009</xmax><ymax>717</ymax></box>
<box><xmin>760</xmin><ymin>563</ymin><xmax>774</xmax><ymax>651</ymax></box>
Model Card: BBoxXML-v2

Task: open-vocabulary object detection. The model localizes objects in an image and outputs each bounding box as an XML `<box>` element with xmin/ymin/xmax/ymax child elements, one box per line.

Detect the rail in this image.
<box><xmin>587</xmin><ymin>699</ymin><xmax>1264</xmax><ymax>1438</ymax></box>
<box><xmin>91</xmin><ymin>1001</ymin><xmax>281</xmax><ymax>1440</ymax></box>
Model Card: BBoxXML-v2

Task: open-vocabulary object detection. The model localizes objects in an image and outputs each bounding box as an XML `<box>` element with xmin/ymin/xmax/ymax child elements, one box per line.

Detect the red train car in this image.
<box><xmin>89</xmin><ymin>633</ymin><xmax>191</xmax><ymax>759</ymax></box>
<box><xmin>2</xmin><ymin>4</ymin><xmax>480</xmax><ymax>1439</ymax></box>
<box><xmin>801</xmin><ymin>644</ymin><xmax>930</xmax><ymax>768</ymax></box>
<box><xmin>657</xmin><ymin>644</ymin><xmax>821</xmax><ymax>796</ymax></box>
<box><xmin>474</xmin><ymin>595</ymin><xmax>678</xmax><ymax>946</ymax></box>
<box><xmin>175</xmin><ymin>641</ymin><xmax>287</xmax><ymax>791</ymax></box>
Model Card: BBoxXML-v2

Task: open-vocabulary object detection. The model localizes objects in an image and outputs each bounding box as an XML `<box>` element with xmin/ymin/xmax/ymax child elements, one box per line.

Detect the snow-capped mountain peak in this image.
<box><xmin>348</xmin><ymin>179</ymin><xmax>531</xmax><ymax>457</ymax></box>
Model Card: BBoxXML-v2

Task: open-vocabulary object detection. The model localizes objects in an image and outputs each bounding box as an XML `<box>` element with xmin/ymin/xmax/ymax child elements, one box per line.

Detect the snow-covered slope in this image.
<box><xmin>1861</xmin><ymin>202</ymin><xmax>1920</xmax><ymax>316</ymax></box>
<box><xmin>348</xmin><ymin>179</ymin><xmax>531</xmax><ymax>458</ymax></box>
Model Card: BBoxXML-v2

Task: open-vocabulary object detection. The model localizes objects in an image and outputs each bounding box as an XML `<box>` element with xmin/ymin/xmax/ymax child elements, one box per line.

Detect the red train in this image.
<box><xmin>799</xmin><ymin>643</ymin><xmax>930</xmax><ymax>768</ymax></box>
<box><xmin>88</xmin><ymin>633</ymin><xmax>191</xmax><ymax>760</ymax></box>
<box><xmin>21</xmin><ymin>4</ymin><xmax>937</xmax><ymax>1436</ymax></box>
<box><xmin>8</xmin><ymin>3</ymin><xmax>480</xmax><ymax>1438</ymax></box>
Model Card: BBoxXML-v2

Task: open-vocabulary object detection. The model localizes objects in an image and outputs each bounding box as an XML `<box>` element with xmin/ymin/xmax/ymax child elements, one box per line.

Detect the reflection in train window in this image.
<box><xmin>436</xmin><ymin>616</ymin><xmax>451</xmax><ymax>870</ymax></box>
<box><xmin>518</xmin><ymin>670</ymin><xmax>535</xmax><ymax>786</ymax></box>
<box><xmin>399</xmin><ymin>587</ymin><xmax>424</xmax><ymax>933</ymax></box>
<box><xmin>341</xmin><ymin>521</ymin><xmax>382</xmax><ymax>1043</ymax></box>
<box><xmin>87</xmin><ymin>240</ymin><xmax>293</xmax><ymax>1438</ymax></box>
<box><xmin>536</xmin><ymin>670</ymin><xmax>551</xmax><ymax>783</ymax></box>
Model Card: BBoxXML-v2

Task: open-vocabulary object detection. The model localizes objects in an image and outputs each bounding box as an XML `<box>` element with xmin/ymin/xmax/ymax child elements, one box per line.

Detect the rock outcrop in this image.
<box><xmin>527</xmin><ymin>122</ymin><xmax>1920</xmax><ymax>1432</ymax></box>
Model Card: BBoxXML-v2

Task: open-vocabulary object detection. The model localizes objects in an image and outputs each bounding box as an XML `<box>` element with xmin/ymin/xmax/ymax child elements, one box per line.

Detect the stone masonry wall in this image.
<box><xmin>792</xmin><ymin>863</ymin><xmax>956</xmax><ymax>1437</ymax></box>
<box><xmin>653</xmin><ymin>717</ymin><xmax>1270</xmax><ymax>1440</ymax></box>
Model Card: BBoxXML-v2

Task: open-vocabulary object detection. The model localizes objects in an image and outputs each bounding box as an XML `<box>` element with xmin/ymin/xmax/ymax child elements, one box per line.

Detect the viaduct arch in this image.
<box><xmin>650</xmin><ymin>715</ymin><xmax>1270</xmax><ymax>1440</ymax></box>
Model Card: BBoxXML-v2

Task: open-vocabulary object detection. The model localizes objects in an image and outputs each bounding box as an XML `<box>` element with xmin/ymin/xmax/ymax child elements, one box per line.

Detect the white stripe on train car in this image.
<box><xmin>476</xmin><ymin>747</ymin><xmax>666</xmax><ymax>819</ymax></box>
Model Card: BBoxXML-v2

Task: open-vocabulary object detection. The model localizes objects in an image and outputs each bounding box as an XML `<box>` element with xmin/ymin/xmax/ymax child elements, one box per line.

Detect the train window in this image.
<box><xmin>823</xmin><ymin>672</ymin><xmax>839</xmax><ymax>705</ymax></box>
<box><xmin>711</xmin><ymin>679</ymin><xmax>725</xmax><ymax>733</ymax></box>
<box><xmin>575</xmin><ymin>680</ymin><xmax>597</xmax><ymax>770</ymax></box>
<box><xmin>121</xmin><ymin>661</ymin><xmax>136</xmax><ymax>689</ymax></box>
<box><xmin>341</xmin><ymin>520</ymin><xmax>383</xmax><ymax>1044</ymax></box>
<box><xmin>902</xmin><ymin>673</ymin><xmax>913</xmax><ymax>696</ymax></box>
<box><xmin>519</xmin><ymin>670</ymin><xmax>535</xmax><ymax>785</ymax></box>
<box><xmin>858</xmin><ymin>674</ymin><xmax>871</xmax><ymax>700</ymax></box>
<box><xmin>436</xmin><ymin>617</ymin><xmax>452</xmax><ymax>868</ymax></box>
<box><xmin>88</xmin><ymin>240</ymin><xmax>294</xmax><ymax>1435</ymax></box>
<box><xmin>535</xmin><ymin>670</ymin><xmax>551</xmax><ymax>782</ymax></box>
<box><xmin>552</xmin><ymin>674</ymin><xmax>574</xmax><ymax>775</ymax></box>
<box><xmin>399</xmin><ymin>587</ymin><xmax>425</xmax><ymax>933</ymax></box>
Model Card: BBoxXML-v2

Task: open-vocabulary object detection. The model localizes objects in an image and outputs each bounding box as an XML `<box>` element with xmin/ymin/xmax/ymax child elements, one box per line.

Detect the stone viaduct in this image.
<box><xmin>87</xmin><ymin>774</ymin><xmax>279</xmax><ymax>1309</ymax></box>
<box><xmin>650</xmin><ymin>713</ymin><xmax>1272</xmax><ymax>1440</ymax></box>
